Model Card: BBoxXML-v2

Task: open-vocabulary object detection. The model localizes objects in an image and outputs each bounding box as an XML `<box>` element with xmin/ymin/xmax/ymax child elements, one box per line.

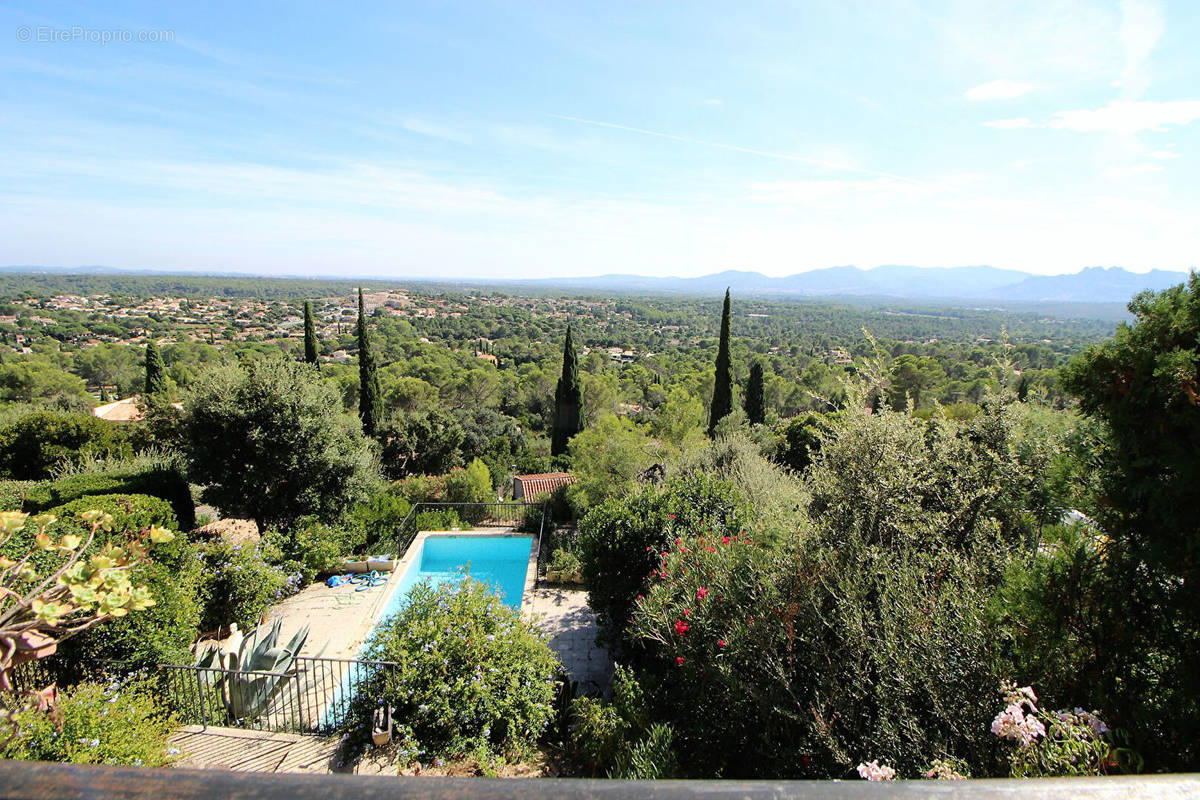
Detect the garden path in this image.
<box><xmin>524</xmin><ymin>586</ymin><xmax>613</xmax><ymax>695</ymax></box>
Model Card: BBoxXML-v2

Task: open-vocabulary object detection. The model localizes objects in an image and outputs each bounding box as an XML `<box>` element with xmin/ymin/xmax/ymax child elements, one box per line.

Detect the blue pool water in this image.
<box><xmin>377</xmin><ymin>534</ymin><xmax>534</xmax><ymax>623</ymax></box>
<box><xmin>319</xmin><ymin>534</ymin><xmax>534</xmax><ymax>728</ymax></box>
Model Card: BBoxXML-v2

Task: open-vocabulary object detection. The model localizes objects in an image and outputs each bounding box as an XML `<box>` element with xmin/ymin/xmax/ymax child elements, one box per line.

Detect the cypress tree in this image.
<box><xmin>356</xmin><ymin>288</ymin><xmax>383</xmax><ymax>438</ymax></box>
<box><xmin>144</xmin><ymin>339</ymin><xmax>168</xmax><ymax>398</ymax></box>
<box><xmin>303</xmin><ymin>300</ymin><xmax>319</xmax><ymax>364</ymax></box>
<box><xmin>744</xmin><ymin>360</ymin><xmax>766</xmax><ymax>425</ymax></box>
<box><xmin>551</xmin><ymin>325</ymin><xmax>584</xmax><ymax>456</ymax></box>
<box><xmin>707</xmin><ymin>288</ymin><xmax>734</xmax><ymax>436</ymax></box>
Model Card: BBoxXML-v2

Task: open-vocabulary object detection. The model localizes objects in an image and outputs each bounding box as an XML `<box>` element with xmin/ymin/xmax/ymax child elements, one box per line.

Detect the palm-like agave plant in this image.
<box><xmin>194</xmin><ymin>619</ymin><xmax>314</xmax><ymax>724</ymax></box>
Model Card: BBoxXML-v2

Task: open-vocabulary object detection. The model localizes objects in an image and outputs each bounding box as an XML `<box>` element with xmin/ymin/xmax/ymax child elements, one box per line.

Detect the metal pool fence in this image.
<box><xmin>7</xmin><ymin>655</ymin><xmax>397</xmax><ymax>736</ymax></box>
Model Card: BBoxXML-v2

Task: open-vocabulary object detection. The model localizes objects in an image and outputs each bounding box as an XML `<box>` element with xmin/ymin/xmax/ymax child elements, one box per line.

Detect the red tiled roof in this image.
<box><xmin>514</xmin><ymin>472</ymin><xmax>575</xmax><ymax>498</ymax></box>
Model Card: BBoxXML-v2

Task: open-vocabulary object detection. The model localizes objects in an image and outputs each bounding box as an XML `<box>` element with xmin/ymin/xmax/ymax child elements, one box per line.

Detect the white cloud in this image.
<box><xmin>1049</xmin><ymin>100</ymin><xmax>1200</xmax><ymax>135</ymax></box>
<box><xmin>965</xmin><ymin>80</ymin><xmax>1037</xmax><ymax>101</ymax></box>
<box><xmin>983</xmin><ymin>117</ymin><xmax>1034</xmax><ymax>129</ymax></box>
<box><xmin>1148</xmin><ymin>149</ymin><xmax>1180</xmax><ymax>159</ymax></box>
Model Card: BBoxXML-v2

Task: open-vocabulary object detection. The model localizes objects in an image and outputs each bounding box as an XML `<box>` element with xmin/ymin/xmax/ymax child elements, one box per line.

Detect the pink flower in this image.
<box><xmin>683</xmin><ymin>608</ymin><xmax>691</xmax><ymax>616</ymax></box>
<box><xmin>721</xmin><ymin>536</ymin><xmax>731</xmax><ymax>545</ymax></box>
<box><xmin>676</xmin><ymin>656</ymin><xmax>685</xmax><ymax>666</ymax></box>
<box><xmin>668</xmin><ymin>514</ymin><xmax>676</xmax><ymax>520</ymax></box>
<box><xmin>697</xmin><ymin>587</ymin><xmax>709</xmax><ymax>599</ymax></box>
<box><xmin>991</xmin><ymin>703</ymin><xmax>1046</xmax><ymax>747</ymax></box>
<box><xmin>674</xmin><ymin>619</ymin><xmax>689</xmax><ymax>635</ymax></box>
<box><xmin>856</xmin><ymin>760</ymin><xmax>896</xmax><ymax>781</ymax></box>
<box><xmin>675</xmin><ymin>538</ymin><xmax>682</xmax><ymax>546</ymax></box>
<box><xmin>718</xmin><ymin>639</ymin><xmax>726</xmax><ymax>648</ymax></box>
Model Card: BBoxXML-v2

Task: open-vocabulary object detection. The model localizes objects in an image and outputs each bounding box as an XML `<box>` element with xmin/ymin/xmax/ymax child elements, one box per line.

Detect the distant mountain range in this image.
<box><xmin>1</xmin><ymin>264</ymin><xmax>1192</xmax><ymax>304</ymax></box>
<box><xmin>520</xmin><ymin>265</ymin><xmax>1193</xmax><ymax>304</ymax></box>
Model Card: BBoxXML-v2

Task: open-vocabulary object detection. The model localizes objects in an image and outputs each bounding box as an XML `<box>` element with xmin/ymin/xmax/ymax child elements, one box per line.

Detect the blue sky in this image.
<box><xmin>1</xmin><ymin>0</ymin><xmax>1197</xmax><ymax>278</ymax></box>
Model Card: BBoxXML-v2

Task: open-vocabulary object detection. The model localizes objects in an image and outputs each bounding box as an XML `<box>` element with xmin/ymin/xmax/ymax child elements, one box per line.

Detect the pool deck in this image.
<box><xmin>523</xmin><ymin>585</ymin><xmax>613</xmax><ymax>695</ymax></box>
<box><xmin>268</xmin><ymin>529</ymin><xmax>540</xmax><ymax>659</ymax></box>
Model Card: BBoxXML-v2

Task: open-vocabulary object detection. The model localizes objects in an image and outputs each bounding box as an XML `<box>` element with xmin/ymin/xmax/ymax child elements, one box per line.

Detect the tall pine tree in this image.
<box><xmin>707</xmin><ymin>288</ymin><xmax>734</xmax><ymax>436</ymax></box>
<box><xmin>144</xmin><ymin>339</ymin><xmax>168</xmax><ymax>398</ymax></box>
<box><xmin>551</xmin><ymin>325</ymin><xmax>584</xmax><ymax>456</ymax></box>
<box><xmin>356</xmin><ymin>288</ymin><xmax>383</xmax><ymax>438</ymax></box>
<box><xmin>744</xmin><ymin>360</ymin><xmax>766</xmax><ymax>425</ymax></box>
<box><xmin>303</xmin><ymin>300</ymin><xmax>319</xmax><ymax>364</ymax></box>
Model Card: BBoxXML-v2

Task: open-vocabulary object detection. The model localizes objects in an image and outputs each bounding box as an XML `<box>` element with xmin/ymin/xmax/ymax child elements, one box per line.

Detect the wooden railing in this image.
<box><xmin>0</xmin><ymin>761</ymin><xmax>1196</xmax><ymax>799</ymax></box>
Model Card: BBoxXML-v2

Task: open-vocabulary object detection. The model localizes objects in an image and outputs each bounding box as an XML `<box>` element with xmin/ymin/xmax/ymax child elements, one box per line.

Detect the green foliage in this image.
<box><xmin>545</xmin><ymin>548</ymin><xmax>582</xmax><ymax>584</ymax></box>
<box><xmin>143</xmin><ymin>340</ymin><xmax>168</xmax><ymax>398</ymax></box>
<box><xmin>578</xmin><ymin>472</ymin><xmax>745</xmax><ymax>645</ymax></box>
<box><xmin>379</xmin><ymin>408</ymin><xmax>464</xmax><ymax>479</ymax></box>
<box><xmin>345</xmin><ymin>487</ymin><xmax>412</xmax><ymax>556</ymax></box>
<box><xmin>566</xmin><ymin>414</ymin><xmax>656</xmax><ymax>512</ymax></box>
<box><xmin>773</xmin><ymin>413</ymin><xmax>830</xmax><ymax>473</ymax></box>
<box><xmin>358</xmin><ymin>578</ymin><xmax>559</xmax><ymax>761</ymax></box>
<box><xmin>2</xmin><ymin>492</ymin><xmax>199</xmax><ymax>675</ymax></box>
<box><xmin>551</xmin><ymin>326</ymin><xmax>584</xmax><ymax>456</ymax></box>
<box><xmin>0</xmin><ymin>412</ymin><xmax>130</xmax><ymax>480</ymax></box>
<box><xmin>1058</xmin><ymin>275</ymin><xmax>1200</xmax><ymax>769</ymax></box>
<box><xmin>357</xmin><ymin>288</ymin><xmax>384</xmax><ymax>438</ymax></box>
<box><xmin>0</xmin><ymin>357</ymin><xmax>92</xmax><ymax>411</ymax></box>
<box><xmin>31</xmin><ymin>467</ymin><xmax>194</xmax><ymax>531</ymax></box>
<box><xmin>708</xmin><ymin>289</ymin><xmax>734</xmax><ymax>436</ymax></box>
<box><xmin>3</xmin><ymin>680</ymin><xmax>176</xmax><ymax>767</ymax></box>
<box><xmin>411</xmin><ymin>508</ymin><xmax>464</xmax><ymax>531</ymax></box>
<box><xmin>262</xmin><ymin>518</ymin><xmax>349</xmax><ymax>582</ymax></box>
<box><xmin>303</xmin><ymin>300</ymin><xmax>319</xmax><ymax>364</ymax></box>
<box><xmin>629</xmin><ymin>405</ymin><xmax>1038</xmax><ymax>778</ymax></box>
<box><xmin>183</xmin><ymin>357</ymin><xmax>379</xmax><ymax>530</ymax></box>
<box><xmin>569</xmin><ymin>665</ymin><xmax>675</xmax><ymax>778</ymax></box>
<box><xmin>744</xmin><ymin>360</ymin><xmax>766</xmax><ymax>425</ymax></box>
<box><xmin>196</xmin><ymin>540</ymin><xmax>289</xmax><ymax>631</ymax></box>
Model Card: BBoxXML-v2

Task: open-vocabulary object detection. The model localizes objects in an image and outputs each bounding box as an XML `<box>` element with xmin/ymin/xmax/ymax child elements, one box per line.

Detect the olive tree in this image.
<box><xmin>183</xmin><ymin>357</ymin><xmax>379</xmax><ymax>530</ymax></box>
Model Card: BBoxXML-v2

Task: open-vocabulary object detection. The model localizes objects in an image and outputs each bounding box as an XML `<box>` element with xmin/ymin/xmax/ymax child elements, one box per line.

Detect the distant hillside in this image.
<box><xmin>522</xmin><ymin>264</ymin><xmax>1191</xmax><ymax>303</ymax></box>
<box><xmin>2</xmin><ymin>263</ymin><xmax>1192</xmax><ymax>304</ymax></box>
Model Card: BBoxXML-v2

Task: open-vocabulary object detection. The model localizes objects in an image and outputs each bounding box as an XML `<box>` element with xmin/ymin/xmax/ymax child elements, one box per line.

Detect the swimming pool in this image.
<box><xmin>376</xmin><ymin>533</ymin><xmax>535</xmax><ymax>622</ymax></box>
<box><xmin>318</xmin><ymin>533</ymin><xmax>535</xmax><ymax>729</ymax></box>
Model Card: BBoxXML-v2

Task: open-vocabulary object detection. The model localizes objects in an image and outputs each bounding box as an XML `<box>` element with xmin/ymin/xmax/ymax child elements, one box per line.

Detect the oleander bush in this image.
<box><xmin>578</xmin><ymin>472</ymin><xmax>747</xmax><ymax>647</ymax></box>
<box><xmin>353</xmin><ymin>577</ymin><xmax>559</xmax><ymax>762</ymax></box>
<box><xmin>3</xmin><ymin>679</ymin><xmax>176</xmax><ymax>767</ymax></box>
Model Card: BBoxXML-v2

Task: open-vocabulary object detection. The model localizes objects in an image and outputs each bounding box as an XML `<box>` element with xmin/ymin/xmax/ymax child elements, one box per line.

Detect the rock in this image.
<box><xmin>192</xmin><ymin>518</ymin><xmax>260</xmax><ymax>546</ymax></box>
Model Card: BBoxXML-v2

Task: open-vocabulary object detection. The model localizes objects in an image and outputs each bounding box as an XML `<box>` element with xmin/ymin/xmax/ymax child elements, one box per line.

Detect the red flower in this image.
<box><xmin>683</xmin><ymin>608</ymin><xmax>691</xmax><ymax>616</ymax></box>
<box><xmin>674</xmin><ymin>619</ymin><xmax>689</xmax><ymax>635</ymax></box>
<box><xmin>636</xmin><ymin>594</ymin><xmax>643</xmax><ymax>600</ymax></box>
<box><xmin>676</xmin><ymin>656</ymin><xmax>685</xmax><ymax>666</ymax></box>
<box><xmin>748</xmin><ymin>616</ymin><xmax>755</xmax><ymax>623</ymax></box>
<box><xmin>674</xmin><ymin>537</ymin><xmax>682</xmax><ymax>546</ymax></box>
<box><xmin>718</xmin><ymin>639</ymin><xmax>726</xmax><ymax>648</ymax></box>
<box><xmin>704</xmin><ymin>547</ymin><xmax>716</xmax><ymax>552</ymax></box>
<box><xmin>646</xmin><ymin>546</ymin><xmax>653</xmax><ymax>552</ymax></box>
<box><xmin>721</xmin><ymin>536</ymin><xmax>731</xmax><ymax>545</ymax></box>
<box><xmin>697</xmin><ymin>587</ymin><xmax>709</xmax><ymax>599</ymax></box>
<box><xmin>668</xmin><ymin>513</ymin><xmax>676</xmax><ymax>520</ymax></box>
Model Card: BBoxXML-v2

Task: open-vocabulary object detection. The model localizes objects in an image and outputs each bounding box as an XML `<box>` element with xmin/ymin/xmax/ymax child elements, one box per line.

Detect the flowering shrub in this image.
<box><xmin>352</xmin><ymin>577</ymin><xmax>559</xmax><ymax>762</ymax></box>
<box><xmin>578</xmin><ymin>473</ymin><xmax>747</xmax><ymax>646</ymax></box>
<box><xmin>196</xmin><ymin>540</ymin><xmax>288</xmax><ymax>631</ymax></box>
<box><xmin>2</xmin><ymin>679</ymin><xmax>176</xmax><ymax>767</ymax></box>
<box><xmin>856</xmin><ymin>760</ymin><xmax>896</xmax><ymax>781</ymax></box>
<box><xmin>991</xmin><ymin>682</ymin><xmax>1116</xmax><ymax>777</ymax></box>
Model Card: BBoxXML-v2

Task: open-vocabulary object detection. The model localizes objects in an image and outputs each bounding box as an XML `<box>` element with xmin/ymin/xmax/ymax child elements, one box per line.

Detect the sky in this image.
<box><xmin>1</xmin><ymin>0</ymin><xmax>1198</xmax><ymax>279</ymax></box>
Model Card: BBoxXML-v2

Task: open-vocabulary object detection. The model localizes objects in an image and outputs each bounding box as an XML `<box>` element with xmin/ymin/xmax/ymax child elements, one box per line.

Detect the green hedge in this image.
<box><xmin>0</xmin><ymin>411</ymin><xmax>130</xmax><ymax>480</ymax></box>
<box><xmin>0</xmin><ymin>468</ymin><xmax>195</xmax><ymax>530</ymax></box>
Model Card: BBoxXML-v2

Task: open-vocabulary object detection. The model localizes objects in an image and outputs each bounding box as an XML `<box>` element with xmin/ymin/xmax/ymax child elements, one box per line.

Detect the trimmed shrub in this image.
<box><xmin>3</xmin><ymin>680</ymin><xmax>176</xmax><ymax>767</ymax></box>
<box><xmin>353</xmin><ymin>578</ymin><xmax>559</xmax><ymax>762</ymax></box>
<box><xmin>43</xmin><ymin>468</ymin><xmax>195</xmax><ymax>530</ymax></box>
<box><xmin>0</xmin><ymin>480</ymin><xmax>51</xmax><ymax>511</ymax></box>
<box><xmin>0</xmin><ymin>411</ymin><xmax>130</xmax><ymax>480</ymax></box>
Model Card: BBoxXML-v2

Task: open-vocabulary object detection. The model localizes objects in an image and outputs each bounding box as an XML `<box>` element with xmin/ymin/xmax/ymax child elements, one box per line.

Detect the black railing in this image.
<box><xmin>7</xmin><ymin>655</ymin><xmax>395</xmax><ymax>736</ymax></box>
<box><xmin>3</xmin><ymin>761</ymin><xmax>1198</xmax><ymax>798</ymax></box>
<box><xmin>159</xmin><ymin>655</ymin><xmax>396</xmax><ymax>734</ymax></box>
<box><xmin>393</xmin><ymin>501</ymin><xmax>545</xmax><ymax>563</ymax></box>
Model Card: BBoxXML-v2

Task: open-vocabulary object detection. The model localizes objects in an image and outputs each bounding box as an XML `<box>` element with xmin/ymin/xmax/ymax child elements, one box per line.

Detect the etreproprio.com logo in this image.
<box><xmin>16</xmin><ymin>26</ymin><xmax>175</xmax><ymax>44</ymax></box>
